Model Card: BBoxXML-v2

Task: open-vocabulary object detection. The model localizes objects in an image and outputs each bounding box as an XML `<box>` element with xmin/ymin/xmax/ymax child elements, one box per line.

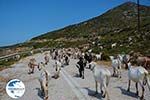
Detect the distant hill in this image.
<box><xmin>31</xmin><ymin>2</ymin><xmax>150</xmax><ymax>55</ymax></box>
<box><xmin>32</xmin><ymin>2</ymin><xmax>149</xmax><ymax>39</ymax></box>
<box><xmin>1</xmin><ymin>2</ymin><xmax>150</xmax><ymax>56</ymax></box>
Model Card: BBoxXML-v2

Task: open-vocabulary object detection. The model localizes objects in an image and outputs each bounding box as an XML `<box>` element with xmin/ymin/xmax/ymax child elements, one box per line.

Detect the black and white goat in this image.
<box><xmin>38</xmin><ymin>62</ymin><xmax>50</xmax><ymax>100</ymax></box>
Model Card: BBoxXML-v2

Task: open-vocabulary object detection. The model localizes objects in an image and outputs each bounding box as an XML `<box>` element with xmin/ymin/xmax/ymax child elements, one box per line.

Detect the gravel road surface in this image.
<box><xmin>0</xmin><ymin>53</ymin><xmax>150</xmax><ymax>100</ymax></box>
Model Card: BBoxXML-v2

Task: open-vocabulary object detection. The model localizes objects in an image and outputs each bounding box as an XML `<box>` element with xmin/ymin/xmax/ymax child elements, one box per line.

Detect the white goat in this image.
<box><xmin>15</xmin><ymin>54</ymin><xmax>20</xmax><ymax>60</ymax></box>
<box><xmin>118</xmin><ymin>54</ymin><xmax>130</xmax><ymax>68</ymax></box>
<box><xmin>100</xmin><ymin>46</ymin><xmax>103</xmax><ymax>50</ymax></box>
<box><xmin>44</xmin><ymin>54</ymin><xmax>50</xmax><ymax>65</ymax></box>
<box><xmin>110</xmin><ymin>56</ymin><xmax>122</xmax><ymax>78</ymax></box>
<box><xmin>30</xmin><ymin>50</ymin><xmax>34</xmax><ymax>55</ymax></box>
<box><xmin>95</xmin><ymin>52</ymin><xmax>102</xmax><ymax>60</ymax></box>
<box><xmin>118</xmin><ymin>54</ymin><xmax>124</xmax><ymax>62</ymax></box>
<box><xmin>89</xmin><ymin>61</ymin><xmax>111</xmax><ymax>100</ymax></box>
<box><xmin>28</xmin><ymin>58</ymin><xmax>38</xmax><ymax>74</ymax></box>
<box><xmin>52</xmin><ymin>60</ymin><xmax>61</xmax><ymax>79</ymax></box>
<box><xmin>38</xmin><ymin>62</ymin><xmax>50</xmax><ymax>100</ymax></box>
<box><xmin>88</xmin><ymin>49</ymin><xmax>92</xmax><ymax>53</ymax></box>
<box><xmin>127</xmin><ymin>62</ymin><xmax>150</xmax><ymax>100</ymax></box>
<box><xmin>111</xmin><ymin>43</ymin><xmax>117</xmax><ymax>48</ymax></box>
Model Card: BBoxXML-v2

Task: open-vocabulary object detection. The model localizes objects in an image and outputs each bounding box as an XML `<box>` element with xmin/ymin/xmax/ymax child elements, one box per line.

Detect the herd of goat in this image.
<box><xmin>27</xmin><ymin>48</ymin><xmax>150</xmax><ymax>100</ymax></box>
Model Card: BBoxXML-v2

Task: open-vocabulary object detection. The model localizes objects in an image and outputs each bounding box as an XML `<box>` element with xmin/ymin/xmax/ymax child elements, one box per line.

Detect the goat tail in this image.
<box><xmin>144</xmin><ymin>73</ymin><xmax>150</xmax><ymax>91</ymax></box>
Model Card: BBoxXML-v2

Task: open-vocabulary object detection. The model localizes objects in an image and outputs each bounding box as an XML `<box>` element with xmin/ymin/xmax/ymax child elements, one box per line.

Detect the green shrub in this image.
<box><xmin>101</xmin><ymin>52</ymin><xmax>110</xmax><ymax>61</ymax></box>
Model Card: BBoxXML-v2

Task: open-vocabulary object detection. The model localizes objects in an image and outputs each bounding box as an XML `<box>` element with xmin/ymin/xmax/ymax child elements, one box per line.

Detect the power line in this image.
<box><xmin>137</xmin><ymin>0</ymin><xmax>140</xmax><ymax>33</ymax></box>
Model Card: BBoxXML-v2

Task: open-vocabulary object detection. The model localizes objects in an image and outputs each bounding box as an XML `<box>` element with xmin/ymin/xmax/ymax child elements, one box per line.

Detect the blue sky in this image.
<box><xmin>0</xmin><ymin>0</ymin><xmax>149</xmax><ymax>46</ymax></box>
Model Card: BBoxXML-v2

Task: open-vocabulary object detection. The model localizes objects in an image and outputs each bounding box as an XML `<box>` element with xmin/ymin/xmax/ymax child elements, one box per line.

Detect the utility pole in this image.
<box><xmin>137</xmin><ymin>0</ymin><xmax>140</xmax><ymax>33</ymax></box>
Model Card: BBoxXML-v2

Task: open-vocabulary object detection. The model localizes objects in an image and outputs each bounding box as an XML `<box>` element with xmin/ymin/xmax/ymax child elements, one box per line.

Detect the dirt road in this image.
<box><xmin>0</xmin><ymin>53</ymin><xmax>150</xmax><ymax>100</ymax></box>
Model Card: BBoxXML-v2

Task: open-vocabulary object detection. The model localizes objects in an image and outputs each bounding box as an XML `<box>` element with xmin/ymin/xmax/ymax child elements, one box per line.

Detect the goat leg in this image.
<box><xmin>44</xmin><ymin>89</ymin><xmax>48</xmax><ymax>100</ymax></box>
<box><xmin>100</xmin><ymin>83</ymin><xmax>103</xmax><ymax>95</ymax></box>
<box><xmin>43</xmin><ymin>85</ymin><xmax>48</xmax><ymax>100</ymax></box>
<box><xmin>127</xmin><ymin>80</ymin><xmax>131</xmax><ymax>92</ymax></box>
<box><xmin>102</xmin><ymin>84</ymin><xmax>109</xmax><ymax>100</ymax></box>
<box><xmin>140</xmin><ymin>86</ymin><xmax>145</xmax><ymax>100</ymax></box>
<box><xmin>95</xmin><ymin>81</ymin><xmax>98</xmax><ymax>95</ymax></box>
<box><xmin>101</xmin><ymin>83</ymin><xmax>106</xmax><ymax>98</ymax></box>
<box><xmin>79</xmin><ymin>69</ymin><xmax>82</xmax><ymax>77</ymax></box>
<box><xmin>119</xmin><ymin>67</ymin><xmax>122</xmax><ymax>78</ymax></box>
<box><xmin>135</xmin><ymin>82</ymin><xmax>139</xmax><ymax>96</ymax></box>
<box><xmin>112</xmin><ymin>68</ymin><xmax>115</xmax><ymax>76</ymax></box>
<box><xmin>40</xmin><ymin>84</ymin><xmax>44</xmax><ymax>96</ymax></box>
<box><xmin>31</xmin><ymin>66</ymin><xmax>34</xmax><ymax>73</ymax></box>
<box><xmin>82</xmin><ymin>70</ymin><xmax>84</xmax><ymax>79</ymax></box>
<box><xmin>139</xmin><ymin>81</ymin><xmax>145</xmax><ymax>100</ymax></box>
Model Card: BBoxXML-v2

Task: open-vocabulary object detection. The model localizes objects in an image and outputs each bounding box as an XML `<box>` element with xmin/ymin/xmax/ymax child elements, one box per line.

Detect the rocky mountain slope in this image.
<box><xmin>31</xmin><ymin>2</ymin><xmax>150</xmax><ymax>54</ymax></box>
<box><xmin>1</xmin><ymin>2</ymin><xmax>150</xmax><ymax>55</ymax></box>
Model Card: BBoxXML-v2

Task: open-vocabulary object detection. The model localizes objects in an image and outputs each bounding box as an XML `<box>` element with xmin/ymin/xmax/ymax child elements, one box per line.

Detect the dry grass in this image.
<box><xmin>0</xmin><ymin>66</ymin><xmax>6</xmax><ymax>71</ymax></box>
<box><xmin>0</xmin><ymin>76</ymin><xmax>11</xmax><ymax>94</ymax></box>
<box><xmin>0</xmin><ymin>76</ymin><xmax>8</xmax><ymax>82</ymax></box>
<box><xmin>96</xmin><ymin>60</ymin><xmax>111</xmax><ymax>67</ymax></box>
<box><xmin>0</xmin><ymin>72</ymin><xmax>18</xmax><ymax>94</ymax></box>
<box><xmin>0</xmin><ymin>88</ymin><xmax>5</xmax><ymax>94</ymax></box>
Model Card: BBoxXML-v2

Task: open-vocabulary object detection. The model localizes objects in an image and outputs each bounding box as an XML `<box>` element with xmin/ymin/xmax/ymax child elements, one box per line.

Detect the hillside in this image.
<box><xmin>32</xmin><ymin>2</ymin><xmax>149</xmax><ymax>39</ymax></box>
<box><xmin>1</xmin><ymin>2</ymin><xmax>149</xmax><ymax>56</ymax></box>
<box><xmin>30</xmin><ymin>2</ymin><xmax>150</xmax><ymax>55</ymax></box>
